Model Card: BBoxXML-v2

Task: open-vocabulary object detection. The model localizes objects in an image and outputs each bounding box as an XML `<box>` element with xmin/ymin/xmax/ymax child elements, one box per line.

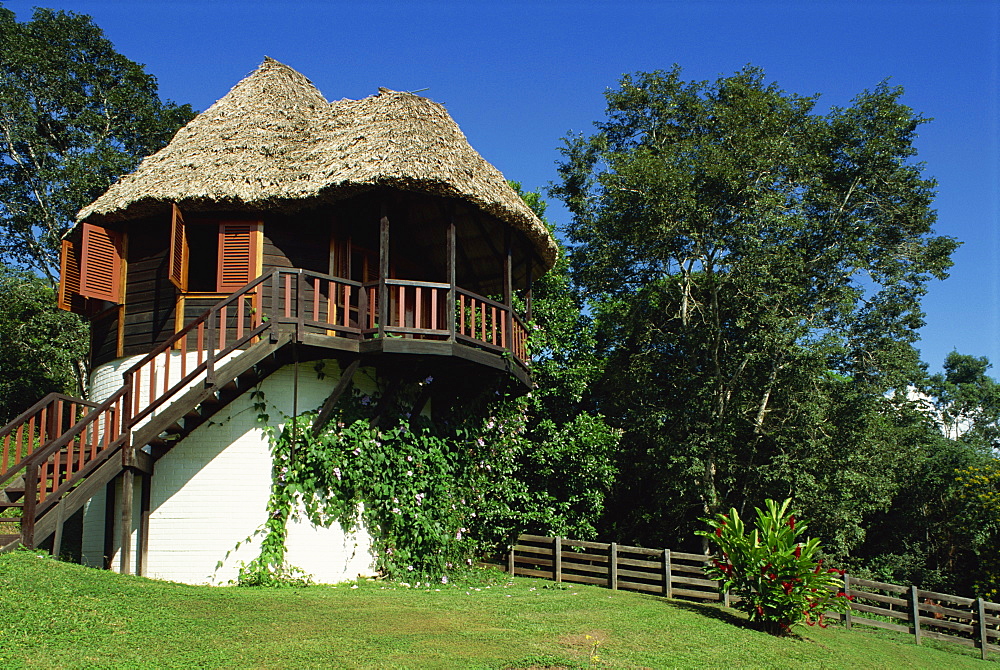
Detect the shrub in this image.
<box><xmin>697</xmin><ymin>498</ymin><xmax>852</xmax><ymax>635</ymax></box>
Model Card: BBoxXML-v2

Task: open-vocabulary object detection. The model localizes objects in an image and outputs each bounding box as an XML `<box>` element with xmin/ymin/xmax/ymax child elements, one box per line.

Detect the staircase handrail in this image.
<box><xmin>0</xmin><ymin>393</ymin><xmax>102</xmax><ymax>482</ymax></box>
<box><xmin>1</xmin><ymin>269</ymin><xmax>280</xmax><ymax>541</ymax></box>
<box><xmin>123</xmin><ymin>269</ymin><xmax>276</xmax><ymax>426</ymax></box>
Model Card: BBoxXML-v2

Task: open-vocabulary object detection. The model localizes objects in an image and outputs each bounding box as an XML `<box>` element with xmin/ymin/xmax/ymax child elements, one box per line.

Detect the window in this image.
<box><xmin>58</xmin><ymin>222</ymin><xmax>124</xmax><ymax>312</ymax></box>
<box><xmin>168</xmin><ymin>205</ymin><xmax>262</xmax><ymax>293</ymax></box>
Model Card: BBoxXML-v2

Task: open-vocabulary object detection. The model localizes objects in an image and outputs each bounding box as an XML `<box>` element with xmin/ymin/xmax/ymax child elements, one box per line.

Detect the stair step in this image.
<box><xmin>163</xmin><ymin>421</ymin><xmax>185</xmax><ymax>435</ymax></box>
<box><xmin>0</xmin><ymin>501</ymin><xmax>23</xmax><ymax>509</ymax></box>
<box><xmin>0</xmin><ymin>534</ymin><xmax>19</xmax><ymax>546</ymax></box>
<box><xmin>0</xmin><ymin>517</ymin><xmax>22</xmax><ymax>523</ymax></box>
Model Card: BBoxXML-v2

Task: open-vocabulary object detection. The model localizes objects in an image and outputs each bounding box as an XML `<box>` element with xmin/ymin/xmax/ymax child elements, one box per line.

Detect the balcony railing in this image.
<box><xmin>268</xmin><ymin>268</ymin><xmax>530</xmax><ymax>367</ymax></box>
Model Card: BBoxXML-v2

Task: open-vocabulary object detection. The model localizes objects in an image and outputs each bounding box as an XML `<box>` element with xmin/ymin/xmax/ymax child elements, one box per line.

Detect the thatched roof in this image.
<box><xmin>77</xmin><ymin>57</ymin><xmax>557</xmax><ymax>270</ymax></box>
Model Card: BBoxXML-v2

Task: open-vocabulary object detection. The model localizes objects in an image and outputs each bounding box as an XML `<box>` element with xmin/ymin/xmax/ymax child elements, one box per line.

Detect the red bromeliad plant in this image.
<box><xmin>696</xmin><ymin>498</ymin><xmax>852</xmax><ymax>636</ymax></box>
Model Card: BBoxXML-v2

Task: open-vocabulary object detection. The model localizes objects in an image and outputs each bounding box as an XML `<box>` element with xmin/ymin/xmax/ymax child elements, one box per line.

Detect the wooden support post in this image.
<box><xmin>663</xmin><ymin>549</ymin><xmax>673</xmax><ymax>598</ymax></box>
<box><xmin>910</xmin><ymin>585</ymin><xmax>922</xmax><ymax>645</ymax></box>
<box><xmin>976</xmin><ymin>597</ymin><xmax>989</xmax><ymax>660</ymax></box>
<box><xmin>609</xmin><ymin>542</ymin><xmax>618</xmax><ymax>590</ymax></box>
<box><xmin>554</xmin><ymin>536</ymin><xmax>562</xmax><ymax>583</ymax></box>
<box><xmin>723</xmin><ymin>586</ymin><xmax>730</xmax><ymax>608</ymax></box>
<box><xmin>507</xmin><ymin>538</ymin><xmax>515</xmax><ymax>575</ymax></box>
<box><xmin>102</xmin><ymin>480</ymin><xmax>116</xmax><ymax>569</ymax></box>
<box><xmin>378</xmin><ymin>203</ymin><xmax>389</xmax><ymax>339</ymax></box>
<box><xmin>51</xmin><ymin>505</ymin><xmax>65</xmax><ymax>559</ymax></box>
<box><xmin>119</xmin><ymin>468</ymin><xmax>134</xmax><ymax>575</ymax></box>
<box><xmin>503</xmin><ymin>227</ymin><xmax>513</xmax><ymax>351</ymax></box>
<box><xmin>447</xmin><ymin>218</ymin><xmax>456</xmax><ymax>343</ymax></box>
<box><xmin>843</xmin><ymin>573</ymin><xmax>853</xmax><ymax>629</ymax></box>
<box><xmin>312</xmin><ymin>359</ymin><xmax>361</xmax><ymax>436</ymax></box>
<box><xmin>138</xmin><ymin>472</ymin><xmax>151</xmax><ymax>577</ymax></box>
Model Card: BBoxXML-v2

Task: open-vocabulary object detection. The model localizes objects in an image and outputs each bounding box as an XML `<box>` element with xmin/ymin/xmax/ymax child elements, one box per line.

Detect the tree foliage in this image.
<box><xmin>856</xmin><ymin>353</ymin><xmax>1000</xmax><ymax>596</ymax></box>
<box><xmin>0</xmin><ymin>5</ymin><xmax>195</xmax><ymax>283</ymax></box>
<box><xmin>552</xmin><ymin>66</ymin><xmax>958</xmax><ymax>555</ymax></box>
<box><xmin>0</xmin><ymin>265</ymin><xmax>88</xmax><ymax>421</ymax></box>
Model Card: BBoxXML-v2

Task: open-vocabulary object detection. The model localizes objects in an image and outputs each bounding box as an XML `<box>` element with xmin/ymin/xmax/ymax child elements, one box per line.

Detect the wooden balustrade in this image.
<box><xmin>0</xmin><ymin>394</ymin><xmax>100</xmax><ymax>483</ymax></box>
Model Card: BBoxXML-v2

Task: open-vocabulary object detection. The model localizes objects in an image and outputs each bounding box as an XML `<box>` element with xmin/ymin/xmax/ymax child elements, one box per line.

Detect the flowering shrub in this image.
<box><xmin>697</xmin><ymin>498</ymin><xmax>852</xmax><ymax>635</ymax></box>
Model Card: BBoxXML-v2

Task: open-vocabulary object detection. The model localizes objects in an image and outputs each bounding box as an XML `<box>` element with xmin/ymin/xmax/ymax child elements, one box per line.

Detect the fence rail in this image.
<box><xmin>504</xmin><ymin>534</ymin><xmax>1000</xmax><ymax>660</ymax></box>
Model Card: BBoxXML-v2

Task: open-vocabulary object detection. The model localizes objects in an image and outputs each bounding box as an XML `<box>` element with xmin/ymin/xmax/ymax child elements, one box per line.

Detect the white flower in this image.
<box><xmin>441</xmin><ymin>575</ymin><xmax>448</xmax><ymax>584</ymax></box>
<box><xmin>407</xmin><ymin>565</ymin><xmax>414</xmax><ymax>571</ymax></box>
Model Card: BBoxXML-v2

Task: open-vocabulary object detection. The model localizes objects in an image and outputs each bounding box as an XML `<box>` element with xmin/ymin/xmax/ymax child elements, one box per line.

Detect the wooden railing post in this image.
<box><xmin>296</xmin><ymin>270</ymin><xmax>307</xmax><ymax>341</ymax></box>
<box><xmin>843</xmin><ymin>572</ymin><xmax>853</xmax><ymax>629</ymax></box>
<box><xmin>663</xmin><ymin>549</ymin><xmax>672</xmax><ymax>598</ymax></box>
<box><xmin>447</xmin><ymin>219</ymin><xmax>456</xmax><ymax>343</ymax></box>
<box><xmin>554</xmin><ymin>536</ymin><xmax>562</xmax><ymax>583</ymax></box>
<box><xmin>378</xmin><ymin>206</ymin><xmax>389</xmax><ymax>339</ymax></box>
<box><xmin>269</xmin><ymin>271</ymin><xmax>281</xmax><ymax>342</ymax></box>
<box><xmin>507</xmin><ymin>537</ymin><xmax>515</xmax><ymax>576</ymax></box>
<box><xmin>21</xmin><ymin>464</ymin><xmax>37</xmax><ymax>548</ymax></box>
<box><xmin>910</xmin><ymin>585</ymin><xmax>922</xmax><ymax>645</ymax></box>
<box><xmin>205</xmin><ymin>308</ymin><xmax>217</xmax><ymax>386</ymax></box>
<box><xmin>976</xmin><ymin>597</ymin><xmax>989</xmax><ymax>660</ymax></box>
<box><xmin>609</xmin><ymin>542</ymin><xmax>618</xmax><ymax>590</ymax></box>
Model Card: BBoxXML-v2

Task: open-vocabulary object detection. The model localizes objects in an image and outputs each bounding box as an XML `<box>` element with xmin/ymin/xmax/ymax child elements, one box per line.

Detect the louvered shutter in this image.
<box><xmin>168</xmin><ymin>204</ymin><xmax>189</xmax><ymax>291</ymax></box>
<box><xmin>217</xmin><ymin>221</ymin><xmax>261</xmax><ymax>292</ymax></box>
<box><xmin>79</xmin><ymin>223</ymin><xmax>123</xmax><ymax>303</ymax></box>
<box><xmin>58</xmin><ymin>238</ymin><xmax>87</xmax><ymax>313</ymax></box>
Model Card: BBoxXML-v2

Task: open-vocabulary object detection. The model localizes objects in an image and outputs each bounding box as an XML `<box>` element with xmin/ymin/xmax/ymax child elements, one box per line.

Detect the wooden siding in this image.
<box><xmin>110</xmin><ymin>219</ymin><xmax>176</xmax><ymax>365</ymax></box>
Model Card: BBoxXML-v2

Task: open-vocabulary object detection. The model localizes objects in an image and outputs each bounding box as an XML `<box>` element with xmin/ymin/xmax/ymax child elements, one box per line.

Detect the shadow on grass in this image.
<box><xmin>664</xmin><ymin>598</ymin><xmax>756</xmax><ymax>630</ymax></box>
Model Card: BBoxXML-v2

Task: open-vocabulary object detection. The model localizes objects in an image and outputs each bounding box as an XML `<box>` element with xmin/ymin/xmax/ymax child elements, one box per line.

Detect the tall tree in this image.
<box><xmin>0</xmin><ymin>5</ymin><xmax>195</xmax><ymax>284</ymax></box>
<box><xmin>552</xmin><ymin>66</ymin><xmax>958</xmax><ymax>553</ymax></box>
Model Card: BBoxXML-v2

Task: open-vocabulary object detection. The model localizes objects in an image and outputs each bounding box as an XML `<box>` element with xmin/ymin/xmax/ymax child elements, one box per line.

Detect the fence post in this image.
<box><xmin>910</xmin><ymin>585</ymin><xmax>922</xmax><ymax>645</ymax></box>
<box><xmin>663</xmin><ymin>549</ymin><xmax>673</xmax><ymax>598</ymax></box>
<box><xmin>976</xmin><ymin>597</ymin><xmax>988</xmax><ymax>660</ymax></box>
<box><xmin>554</xmin><ymin>536</ymin><xmax>562</xmax><ymax>583</ymax></box>
<box><xmin>609</xmin><ymin>542</ymin><xmax>618</xmax><ymax>590</ymax></box>
<box><xmin>843</xmin><ymin>573</ymin><xmax>853</xmax><ymax>630</ymax></box>
<box><xmin>507</xmin><ymin>536</ymin><xmax>515</xmax><ymax>576</ymax></box>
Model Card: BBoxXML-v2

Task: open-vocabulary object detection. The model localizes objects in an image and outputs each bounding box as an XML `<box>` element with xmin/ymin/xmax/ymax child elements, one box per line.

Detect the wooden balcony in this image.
<box><xmin>180</xmin><ymin>267</ymin><xmax>531</xmax><ymax>386</ymax></box>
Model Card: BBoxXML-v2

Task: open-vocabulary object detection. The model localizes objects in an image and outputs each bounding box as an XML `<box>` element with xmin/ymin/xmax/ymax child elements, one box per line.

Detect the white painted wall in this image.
<box><xmin>82</xmin><ymin>356</ymin><xmax>378</xmax><ymax>585</ymax></box>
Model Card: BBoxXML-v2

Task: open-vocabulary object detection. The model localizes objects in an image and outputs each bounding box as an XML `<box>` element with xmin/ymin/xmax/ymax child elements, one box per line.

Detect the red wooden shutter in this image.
<box><xmin>217</xmin><ymin>221</ymin><xmax>260</xmax><ymax>292</ymax></box>
<box><xmin>168</xmin><ymin>204</ymin><xmax>189</xmax><ymax>291</ymax></box>
<box><xmin>79</xmin><ymin>223</ymin><xmax>123</xmax><ymax>303</ymax></box>
<box><xmin>58</xmin><ymin>238</ymin><xmax>86</xmax><ymax>313</ymax></box>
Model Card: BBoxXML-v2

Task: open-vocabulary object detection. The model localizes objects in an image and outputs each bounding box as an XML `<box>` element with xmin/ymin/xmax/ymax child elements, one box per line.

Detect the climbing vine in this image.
<box><xmin>230</xmin><ymin>369</ymin><xmax>531</xmax><ymax>586</ymax></box>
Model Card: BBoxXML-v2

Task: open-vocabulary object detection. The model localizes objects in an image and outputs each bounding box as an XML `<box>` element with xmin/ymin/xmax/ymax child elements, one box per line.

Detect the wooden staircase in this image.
<box><xmin>0</xmin><ymin>270</ymin><xmax>292</xmax><ymax>557</ymax></box>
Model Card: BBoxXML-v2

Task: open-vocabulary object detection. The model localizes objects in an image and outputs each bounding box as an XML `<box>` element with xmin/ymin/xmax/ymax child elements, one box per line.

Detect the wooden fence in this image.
<box><xmin>504</xmin><ymin>534</ymin><xmax>1000</xmax><ymax>661</ymax></box>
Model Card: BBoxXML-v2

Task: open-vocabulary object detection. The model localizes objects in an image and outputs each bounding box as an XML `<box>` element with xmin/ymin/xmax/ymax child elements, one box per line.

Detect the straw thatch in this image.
<box><xmin>77</xmin><ymin>57</ymin><xmax>557</xmax><ymax>270</ymax></box>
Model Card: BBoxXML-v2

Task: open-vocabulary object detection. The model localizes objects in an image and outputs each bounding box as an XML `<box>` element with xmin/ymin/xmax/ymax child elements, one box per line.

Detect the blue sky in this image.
<box><xmin>6</xmin><ymin>0</ymin><xmax>998</xmax><ymax>373</ymax></box>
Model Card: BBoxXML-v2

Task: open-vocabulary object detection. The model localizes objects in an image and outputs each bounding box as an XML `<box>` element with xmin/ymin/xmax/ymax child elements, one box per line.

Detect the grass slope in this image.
<box><xmin>1</xmin><ymin>550</ymin><xmax>995</xmax><ymax>669</ymax></box>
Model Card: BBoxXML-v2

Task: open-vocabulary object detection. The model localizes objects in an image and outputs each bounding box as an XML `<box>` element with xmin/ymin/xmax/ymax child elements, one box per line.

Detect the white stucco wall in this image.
<box><xmin>82</xmin><ymin>356</ymin><xmax>378</xmax><ymax>585</ymax></box>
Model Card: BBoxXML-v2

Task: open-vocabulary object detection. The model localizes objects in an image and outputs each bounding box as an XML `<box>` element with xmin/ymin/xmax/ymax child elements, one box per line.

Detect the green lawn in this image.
<box><xmin>0</xmin><ymin>550</ymin><xmax>995</xmax><ymax>669</ymax></box>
